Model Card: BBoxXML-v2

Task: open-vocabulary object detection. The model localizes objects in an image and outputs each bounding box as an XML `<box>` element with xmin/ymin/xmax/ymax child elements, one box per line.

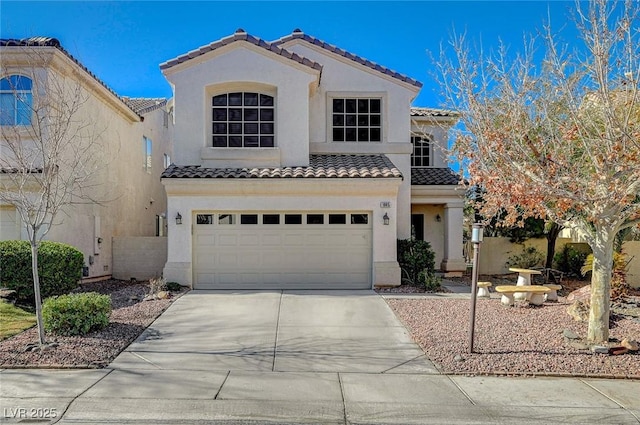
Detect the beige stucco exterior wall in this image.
<box><xmin>163</xmin><ymin>44</ymin><xmax>319</xmax><ymax>168</ymax></box>
<box><xmin>1</xmin><ymin>48</ymin><xmax>172</xmax><ymax>279</ymax></box>
<box><xmin>112</xmin><ymin>237</ymin><xmax>167</xmax><ymax>281</ymax></box>
<box><xmin>162</xmin><ymin>178</ymin><xmax>402</xmax><ymax>288</ymax></box>
<box><xmin>282</xmin><ymin>41</ymin><xmax>420</xmax><ymax>240</ymax></box>
<box><xmin>411</xmin><ymin>204</ymin><xmax>446</xmax><ymax>267</ymax></box>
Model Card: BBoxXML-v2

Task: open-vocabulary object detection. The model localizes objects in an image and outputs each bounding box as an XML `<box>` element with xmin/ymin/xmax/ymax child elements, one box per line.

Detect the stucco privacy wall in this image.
<box><xmin>162</xmin><ymin>178</ymin><xmax>401</xmax><ymax>287</ymax></box>
<box><xmin>163</xmin><ymin>45</ymin><xmax>318</xmax><ymax>168</ymax></box>
<box><xmin>478</xmin><ymin>237</ymin><xmax>574</xmax><ymax>275</ymax></box>
<box><xmin>625</xmin><ymin>241</ymin><xmax>640</xmax><ymax>288</ymax></box>
<box><xmin>112</xmin><ymin>237</ymin><xmax>167</xmax><ymax>281</ymax></box>
<box><xmin>478</xmin><ymin>238</ymin><xmax>640</xmax><ymax>289</ymax></box>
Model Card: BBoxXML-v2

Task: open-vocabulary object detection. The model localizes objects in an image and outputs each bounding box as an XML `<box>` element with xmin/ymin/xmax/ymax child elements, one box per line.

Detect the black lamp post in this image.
<box><xmin>468</xmin><ymin>223</ymin><xmax>484</xmax><ymax>353</ymax></box>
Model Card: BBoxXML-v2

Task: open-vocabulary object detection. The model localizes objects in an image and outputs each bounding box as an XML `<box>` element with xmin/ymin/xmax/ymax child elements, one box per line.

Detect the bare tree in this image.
<box><xmin>437</xmin><ymin>0</ymin><xmax>640</xmax><ymax>343</ymax></box>
<box><xmin>1</xmin><ymin>41</ymin><xmax>108</xmax><ymax>345</ymax></box>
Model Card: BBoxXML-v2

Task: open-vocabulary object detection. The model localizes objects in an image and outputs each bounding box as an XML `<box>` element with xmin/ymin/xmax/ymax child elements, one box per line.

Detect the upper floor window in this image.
<box><xmin>143</xmin><ymin>136</ymin><xmax>152</xmax><ymax>172</ymax></box>
<box><xmin>0</xmin><ymin>75</ymin><xmax>32</xmax><ymax>126</ymax></box>
<box><xmin>212</xmin><ymin>92</ymin><xmax>275</xmax><ymax>148</ymax></box>
<box><xmin>332</xmin><ymin>98</ymin><xmax>381</xmax><ymax>142</ymax></box>
<box><xmin>411</xmin><ymin>136</ymin><xmax>431</xmax><ymax>167</ymax></box>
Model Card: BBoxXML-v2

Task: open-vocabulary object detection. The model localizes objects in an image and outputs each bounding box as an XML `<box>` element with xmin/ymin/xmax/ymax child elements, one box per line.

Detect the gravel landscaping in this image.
<box><xmin>386</xmin><ymin>294</ymin><xmax>640</xmax><ymax>378</ymax></box>
<box><xmin>0</xmin><ymin>280</ymin><xmax>186</xmax><ymax>368</ymax></box>
<box><xmin>2</xmin><ymin>277</ymin><xmax>639</xmax><ymax>378</ymax></box>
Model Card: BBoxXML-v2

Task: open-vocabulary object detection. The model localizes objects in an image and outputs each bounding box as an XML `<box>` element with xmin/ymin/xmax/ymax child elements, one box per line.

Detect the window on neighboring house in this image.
<box><xmin>143</xmin><ymin>136</ymin><xmax>152</xmax><ymax>172</ymax></box>
<box><xmin>212</xmin><ymin>92</ymin><xmax>275</xmax><ymax>148</ymax></box>
<box><xmin>163</xmin><ymin>153</ymin><xmax>171</xmax><ymax>169</ymax></box>
<box><xmin>0</xmin><ymin>75</ymin><xmax>33</xmax><ymax>126</ymax></box>
<box><xmin>411</xmin><ymin>135</ymin><xmax>431</xmax><ymax>167</ymax></box>
<box><xmin>332</xmin><ymin>98</ymin><xmax>381</xmax><ymax>142</ymax></box>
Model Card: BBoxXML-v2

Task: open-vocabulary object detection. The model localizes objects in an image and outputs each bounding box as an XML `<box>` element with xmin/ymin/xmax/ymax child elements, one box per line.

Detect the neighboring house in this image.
<box><xmin>160</xmin><ymin>29</ymin><xmax>464</xmax><ymax>289</ymax></box>
<box><xmin>0</xmin><ymin>38</ymin><xmax>173</xmax><ymax>280</ymax></box>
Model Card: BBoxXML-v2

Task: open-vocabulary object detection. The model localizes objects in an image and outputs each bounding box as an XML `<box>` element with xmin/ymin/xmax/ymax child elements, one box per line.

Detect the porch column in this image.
<box><xmin>440</xmin><ymin>202</ymin><xmax>466</xmax><ymax>276</ymax></box>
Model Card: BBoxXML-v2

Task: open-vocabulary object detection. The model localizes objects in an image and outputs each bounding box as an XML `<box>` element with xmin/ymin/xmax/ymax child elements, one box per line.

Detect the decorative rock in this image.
<box><xmin>157</xmin><ymin>291</ymin><xmax>170</xmax><ymax>300</ymax></box>
<box><xmin>567</xmin><ymin>301</ymin><xmax>589</xmax><ymax>322</ymax></box>
<box><xmin>143</xmin><ymin>294</ymin><xmax>157</xmax><ymax>302</ymax></box>
<box><xmin>621</xmin><ymin>338</ymin><xmax>639</xmax><ymax>351</ymax></box>
<box><xmin>591</xmin><ymin>345</ymin><xmax>610</xmax><ymax>354</ymax></box>
<box><xmin>566</xmin><ymin>285</ymin><xmax>590</xmax><ymax>303</ymax></box>
<box><xmin>563</xmin><ymin>329</ymin><xmax>580</xmax><ymax>340</ymax></box>
<box><xmin>609</xmin><ymin>346</ymin><xmax>628</xmax><ymax>356</ymax></box>
<box><xmin>129</xmin><ymin>295</ymin><xmax>140</xmax><ymax>302</ymax></box>
<box><xmin>454</xmin><ymin>354</ymin><xmax>465</xmax><ymax>362</ymax></box>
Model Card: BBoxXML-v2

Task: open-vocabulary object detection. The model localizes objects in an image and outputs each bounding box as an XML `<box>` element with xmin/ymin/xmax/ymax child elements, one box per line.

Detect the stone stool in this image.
<box><xmin>477</xmin><ymin>281</ymin><xmax>492</xmax><ymax>298</ymax></box>
<box><xmin>543</xmin><ymin>284</ymin><xmax>562</xmax><ymax>302</ymax></box>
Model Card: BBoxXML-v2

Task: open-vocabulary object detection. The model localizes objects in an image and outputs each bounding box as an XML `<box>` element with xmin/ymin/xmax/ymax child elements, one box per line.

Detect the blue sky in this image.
<box><xmin>1</xmin><ymin>1</ymin><xmax>579</xmax><ymax>107</ymax></box>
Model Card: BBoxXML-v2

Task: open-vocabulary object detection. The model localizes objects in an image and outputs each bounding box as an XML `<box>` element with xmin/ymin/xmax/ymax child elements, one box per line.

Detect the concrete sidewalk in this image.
<box><xmin>1</xmin><ymin>290</ymin><xmax>639</xmax><ymax>424</ymax></box>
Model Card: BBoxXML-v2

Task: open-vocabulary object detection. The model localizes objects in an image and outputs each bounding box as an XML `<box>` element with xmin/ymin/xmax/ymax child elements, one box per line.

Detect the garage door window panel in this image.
<box><xmin>351</xmin><ymin>214</ymin><xmax>369</xmax><ymax>224</ymax></box>
<box><xmin>329</xmin><ymin>214</ymin><xmax>347</xmax><ymax>224</ymax></box>
<box><xmin>196</xmin><ymin>214</ymin><xmax>214</xmax><ymax>225</ymax></box>
<box><xmin>263</xmin><ymin>214</ymin><xmax>280</xmax><ymax>225</ymax></box>
<box><xmin>219</xmin><ymin>214</ymin><xmax>235</xmax><ymax>225</ymax></box>
<box><xmin>284</xmin><ymin>214</ymin><xmax>303</xmax><ymax>224</ymax></box>
<box><xmin>241</xmin><ymin>214</ymin><xmax>258</xmax><ymax>224</ymax></box>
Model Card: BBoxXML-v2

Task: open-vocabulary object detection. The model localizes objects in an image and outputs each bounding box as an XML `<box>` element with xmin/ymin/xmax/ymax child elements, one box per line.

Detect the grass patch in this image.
<box><xmin>0</xmin><ymin>300</ymin><xmax>36</xmax><ymax>340</ymax></box>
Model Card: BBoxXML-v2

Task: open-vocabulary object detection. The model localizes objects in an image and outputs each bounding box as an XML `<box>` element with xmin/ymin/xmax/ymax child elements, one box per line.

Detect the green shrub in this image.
<box><xmin>554</xmin><ymin>244</ymin><xmax>589</xmax><ymax>278</ymax></box>
<box><xmin>0</xmin><ymin>240</ymin><xmax>83</xmax><ymax>304</ymax></box>
<box><xmin>165</xmin><ymin>281</ymin><xmax>182</xmax><ymax>292</ymax></box>
<box><xmin>42</xmin><ymin>292</ymin><xmax>111</xmax><ymax>336</ymax></box>
<box><xmin>397</xmin><ymin>239</ymin><xmax>438</xmax><ymax>290</ymax></box>
<box><xmin>506</xmin><ymin>245</ymin><xmax>544</xmax><ymax>269</ymax></box>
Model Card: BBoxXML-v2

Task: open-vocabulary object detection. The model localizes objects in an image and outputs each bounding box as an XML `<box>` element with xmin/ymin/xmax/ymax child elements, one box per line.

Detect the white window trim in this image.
<box><xmin>326</xmin><ymin>91</ymin><xmax>387</xmax><ymax>143</ymax></box>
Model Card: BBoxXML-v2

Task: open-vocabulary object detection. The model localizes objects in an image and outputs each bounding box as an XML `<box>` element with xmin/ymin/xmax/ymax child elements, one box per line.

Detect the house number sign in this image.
<box><xmin>380</xmin><ymin>201</ymin><xmax>391</xmax><ymax>208</ymax></box>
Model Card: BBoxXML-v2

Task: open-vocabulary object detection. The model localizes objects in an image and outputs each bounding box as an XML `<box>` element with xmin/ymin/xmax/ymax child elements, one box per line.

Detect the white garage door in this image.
<box><xmin>0</xmin><ymin>207</ymin><xmax>20</xmax><ymax>240</ymax></box>
<box><xmin>193</xmin><ymin>212</ymin><xmax>372</xmax><ymax>289</ymax></box>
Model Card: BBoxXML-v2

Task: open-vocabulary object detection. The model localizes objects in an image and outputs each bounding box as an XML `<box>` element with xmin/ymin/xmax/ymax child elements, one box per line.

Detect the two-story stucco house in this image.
<box><xmin>0</xmin><ymin>38</ymin><xmax>173</xmax><ymax>279</ymax></box>
<box><xmin>160</xmin><ymin>29</ymin><xmax>464</xmax><ymax>289</ymax></box>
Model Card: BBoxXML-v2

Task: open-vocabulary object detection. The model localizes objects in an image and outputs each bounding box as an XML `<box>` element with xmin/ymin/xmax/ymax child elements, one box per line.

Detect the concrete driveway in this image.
<box><xmin>110</xmin><ymin>290</ymin><xmax>439</xmax><ymax>374</ymax></box>
<box><xmin>2</xmin><ymin>290</ymin><xmax>639</xmax><ymax>424</ymax></box>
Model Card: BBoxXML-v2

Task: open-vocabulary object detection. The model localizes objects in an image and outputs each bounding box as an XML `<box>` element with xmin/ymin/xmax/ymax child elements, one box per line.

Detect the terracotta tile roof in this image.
<box><xmin>162</xmin><ymin>154</ymin><xmax>402</xmax><ymax>179</ymax></box>
<box><xmin>410</xmin><ymin>107</ymin><xmax>460</xmax><ymax>118</ymax></box>
<box><xmin>160</xmin><ymin>29</ymin><xmax>323</xmax><ymax>72</ymax></box>
<box><xmin>273</xmin><ymin>29</ymin><xmax>422</xmax><ymax>88</ymax></box>
<box><xmin>1</xmin><ymin>37</ymin><xmax>141</xmax><ymax>120</ymax></box>
<box><xmin>411</xmin><ymin>168</ymin><xmax>460</xmax><ymax>185</ymax></box>
<box><xmin>122</xmin><ymin>97</ymin><xmax>168</xmax><ymax>115</ymax></box>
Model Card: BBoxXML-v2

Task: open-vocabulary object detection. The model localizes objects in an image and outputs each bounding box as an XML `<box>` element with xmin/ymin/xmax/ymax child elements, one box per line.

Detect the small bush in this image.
<box><xmin>0</xmin><ymin>240</ymin><xmax>83</xmax><ymax>304</ymax></box>
<box><xmin>506</xmin><ymin>245</ymin><xmax>544</xmax><ymax>269</ymax></box>
<box><xmin>398</xmin><ymin>239</ymin><xmax>438</xmax><ymax>290</ymax></box>
<box><xmin>42</xmin><ymin>292</ymin><xmax>111</xmax><ymax>336</ymax></box>
<box><xmin>165</xmin><ymin>281</ymin><xmax>182</xmax><ymax>291</ymax></box>
<box><xmin>554</xmin><ymin>245</ymin><xmax>589</xmax><ymax>278</ymax></box>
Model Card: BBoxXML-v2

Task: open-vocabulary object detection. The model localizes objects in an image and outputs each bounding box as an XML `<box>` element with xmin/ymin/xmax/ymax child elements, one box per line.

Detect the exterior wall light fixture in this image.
<box><xmin>383</xmin><ymin>213</ymin><xmax>390</xmax><ymax>225</ymax></box>
<box><xmin>436</xmin><ymin>214</ymin><xmax>441</xmax><ymax>222</ymax></box>
<box><xmin>175</xmin><ymin>212</ymin><xmax>182</xmax><ymax>225</ymax></box>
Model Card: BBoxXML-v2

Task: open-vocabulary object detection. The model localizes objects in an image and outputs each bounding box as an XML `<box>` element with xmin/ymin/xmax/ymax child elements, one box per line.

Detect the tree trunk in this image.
<box><xmin>30</xmin><ymin>238</ymin><xmax>46</xmax><ymax>345</ymax></box>
<box><xmin>545</xmin><ymin>223</ymin><xmax>562</xmax><ymax>270</ymax></box>
<box><xmin>587</xmin><ymin>226</ymin><xmax>615</xmax><ymax>344</ymax></box>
